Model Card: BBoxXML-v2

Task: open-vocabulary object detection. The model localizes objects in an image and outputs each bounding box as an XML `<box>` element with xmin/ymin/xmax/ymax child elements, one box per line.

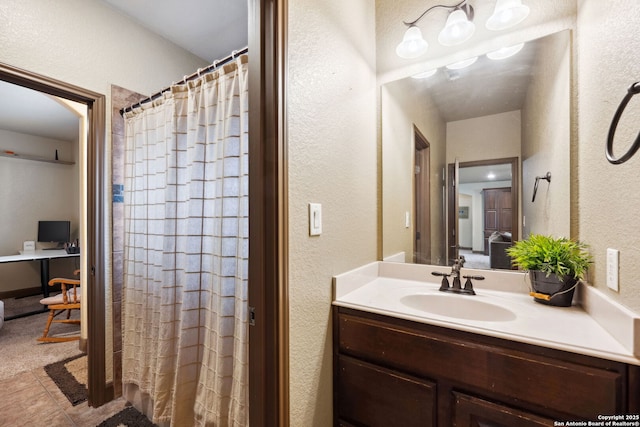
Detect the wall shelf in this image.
<box><xmin>0</xmin><ymin>151</ymin><xmax>75</xmax><ymax>165</ymax></box>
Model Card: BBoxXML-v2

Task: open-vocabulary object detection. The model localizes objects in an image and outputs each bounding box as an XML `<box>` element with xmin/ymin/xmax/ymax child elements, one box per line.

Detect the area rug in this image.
<box><xmin>96</xmin><ymin>406</ymin><xmax>157</xmax><ymax>427</ymax></box>
<box><xmin>44</xmin><ymin>353</ymin><xmax>87</xmax><ymax>405</ymax></box>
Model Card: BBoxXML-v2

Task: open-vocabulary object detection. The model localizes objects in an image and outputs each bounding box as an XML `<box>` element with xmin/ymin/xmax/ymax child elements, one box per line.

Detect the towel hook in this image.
<box><xmin>606</xmin><ymin>81</ymin><xmax>640</xmax><ymax>165</ymax></box>
<box><xmin>532</xmin><ymin>172</ymin><xmax>551</xmax><ymax>203</ymax></box>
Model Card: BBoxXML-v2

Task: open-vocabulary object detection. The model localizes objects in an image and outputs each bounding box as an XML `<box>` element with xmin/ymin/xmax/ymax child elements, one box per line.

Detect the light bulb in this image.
<box><xmin>486</xmin><ymin>0</ymin><xmax>530</xmax><ymax>31</ymax></box>
<box><xmin>411</xmin><ymin>69</ymin><xmax>438</xmax><ymax>79</ymax></box>
<box><xmin>445</xmin><ymin>56</ymin><xmax>478</xmax><ymax>70</ymax></box>
<box><xmin>487</xmin><ymin>43</ymin><xmax>525</xmax><ymax>60</ymax></box>
<box><xmin>396</xmin><ymin>25</ymin><xmax>429</xmax><ymax>59</ymax></box>
<box><xmin>438</xmin><ymin>9</ymin><xmax>475</xmax><ymax>46</ymax></box>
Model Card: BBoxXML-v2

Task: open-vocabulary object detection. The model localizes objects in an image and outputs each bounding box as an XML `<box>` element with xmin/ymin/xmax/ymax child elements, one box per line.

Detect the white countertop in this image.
<box><xmin>333</xmin><ymin>261</ymin><xmax>640</xmax><ymax>366</ymax></box>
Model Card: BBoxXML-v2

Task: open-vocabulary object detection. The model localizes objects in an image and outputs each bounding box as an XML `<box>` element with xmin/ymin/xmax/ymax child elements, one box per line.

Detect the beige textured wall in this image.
<box><xmin>381</xmin><ymin>80</ymin><xmax>446</xmax><ymax>264</ymax></box>
<box><xmin>287</xmin><ymin>0</ymin><xmax>378</xmax><ymax>425</ymax></box>
<box><xmin>0</xmin><ymin>0</ymin><xmax>206</xmax><ymax>101</ymax></box>
<box><xmin>576</xmin><ymin>0</ymin><xmax>640</xmax><ymax>309</ymax></box>
<box><xmin>446</xmin><ymin>111</ymin><xmax>522</xmax><ymax>164</ymax></box>
<box><xmin>0</xmin><ymin>129</ymin><xmax>79</xmax><ymax>292</ymax></box>
<box><xmin>522</xmin><ymin>31</ymin><xmax>571</xmax><ymax>238</ymax></box>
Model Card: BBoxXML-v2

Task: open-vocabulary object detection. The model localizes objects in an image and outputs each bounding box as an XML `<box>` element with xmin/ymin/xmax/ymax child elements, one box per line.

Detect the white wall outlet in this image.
<box><xmin>309</xmin><ymin>203</ymin><xmax>322</xmax><ymax>236</ymax></box>
<box><xmin>606</xmin><ymin>248</ymin><xmax>619</xmax><ymax>292</ymax></box>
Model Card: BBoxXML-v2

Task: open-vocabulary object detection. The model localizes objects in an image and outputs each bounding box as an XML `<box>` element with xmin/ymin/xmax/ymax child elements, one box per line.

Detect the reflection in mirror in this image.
<box><xmin>382</xmin><ymin>30</ymin><xmax>571</xmax><ymax>269</ymax></box>
<box><xmin>450</xmin><ymin>157</ymin><xmax>518</xmax><ymax>269</ymax></box>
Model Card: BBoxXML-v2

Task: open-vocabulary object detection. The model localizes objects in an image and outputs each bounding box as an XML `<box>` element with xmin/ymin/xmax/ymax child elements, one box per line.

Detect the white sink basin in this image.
<box><xmin>400</xmin><ymin>293</ymin><xmax>517</xmax><ymax>322</ymax></box>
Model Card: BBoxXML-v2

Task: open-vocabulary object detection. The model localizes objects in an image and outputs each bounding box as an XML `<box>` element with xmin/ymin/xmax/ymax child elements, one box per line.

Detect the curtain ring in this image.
<box><xmin>606</xmin><ymin>81</ymin><xmax>640</xmax><ymax>165</ymax></box>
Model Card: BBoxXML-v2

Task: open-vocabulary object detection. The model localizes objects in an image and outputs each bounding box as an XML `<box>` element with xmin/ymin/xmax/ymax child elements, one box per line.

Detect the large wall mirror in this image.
<box><xmin>382</xmin><ymin>30</ymin><xmax>571</xmax><ymax>270</ymax></box>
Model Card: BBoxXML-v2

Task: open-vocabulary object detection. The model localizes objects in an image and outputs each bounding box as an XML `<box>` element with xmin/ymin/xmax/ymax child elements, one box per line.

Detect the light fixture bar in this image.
<box><xmin>402</xmin><ymin>0</ymin><xmax>470</xmax><ymax>27</ymax></box>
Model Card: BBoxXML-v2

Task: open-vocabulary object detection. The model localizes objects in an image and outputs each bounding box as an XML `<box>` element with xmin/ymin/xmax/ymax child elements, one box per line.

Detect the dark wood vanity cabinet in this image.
<box><xmin>333</xmin><ymin>306</ymin><xmax>640</xmax><ymax>426</ymax></box>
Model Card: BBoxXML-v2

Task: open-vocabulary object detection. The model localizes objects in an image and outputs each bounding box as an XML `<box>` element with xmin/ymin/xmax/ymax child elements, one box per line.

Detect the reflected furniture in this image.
<box><xmin>38</xmin><ymin>270</ymin><xmax>81</xmax><ymax>342</ymax></box>
<box><xmin>488</xmin><ymin>231</ymin><xmax>513</xmax><ymax>269</ymax></box>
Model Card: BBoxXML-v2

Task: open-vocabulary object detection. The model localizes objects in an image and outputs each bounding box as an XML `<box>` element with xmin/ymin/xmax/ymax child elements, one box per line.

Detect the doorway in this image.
<box><xmin>0</xmin><ymin>63</ymin><xmax>108</xmax><ymax>405</ymax></box>
<box><xmin>447</xmin><ymin>157</ymin><xmax>519</xmax><ymax>266</ymax></box>
<box><xmin>414</xmin><ymin>127</ymin><xmax>431</xmax><ymax>264</ymax></box>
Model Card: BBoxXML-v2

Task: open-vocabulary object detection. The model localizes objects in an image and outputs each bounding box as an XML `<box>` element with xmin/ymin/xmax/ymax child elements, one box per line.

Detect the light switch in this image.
<box><xmin>309</xmin><ymin>203</ymin><xmax>322</xmax><ymax>236</ymax></box>
<box><xmin>606</xmin><ymin>248</ymin><xmax>619</xmax><ymax>292</ymax></box>
<box><xmin>405</xmin><ymin>211</ymin><xmax>410</xmax><ymax>228</ymax></box>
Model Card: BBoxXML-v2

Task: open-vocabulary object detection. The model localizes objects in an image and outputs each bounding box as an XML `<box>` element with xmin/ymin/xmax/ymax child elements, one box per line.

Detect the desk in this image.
<box><xmin>0</xmin><ymin>249</ymin><xmax>80</xmax><ymax>298</ymax></box>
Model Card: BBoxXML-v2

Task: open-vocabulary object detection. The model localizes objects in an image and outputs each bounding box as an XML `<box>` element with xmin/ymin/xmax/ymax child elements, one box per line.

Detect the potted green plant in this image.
<box><xmin>505</xmin><ymin>234</ymin><xmax>592</xmax><ymax>306</ymax></box>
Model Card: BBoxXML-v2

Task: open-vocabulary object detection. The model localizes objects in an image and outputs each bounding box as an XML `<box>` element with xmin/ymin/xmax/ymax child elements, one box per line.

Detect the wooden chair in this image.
<box><xmin>38</xmin><ymin>270</ymin><xmax>80</xmax><ymax>342</ymax></box>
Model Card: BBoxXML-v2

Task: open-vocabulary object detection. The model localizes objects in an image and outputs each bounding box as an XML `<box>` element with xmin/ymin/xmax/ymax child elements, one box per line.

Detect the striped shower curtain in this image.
<box><xmin>121</xmin><ymin>55</ymin><xmax>248</xmax><ymax>427</ymax></box>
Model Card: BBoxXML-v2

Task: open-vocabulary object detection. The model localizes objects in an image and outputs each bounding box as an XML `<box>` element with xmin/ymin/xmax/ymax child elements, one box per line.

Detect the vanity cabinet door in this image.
<box><xmin>336</xmin><ymin>355</ymin><xmax>436</xmax><ymax>427</ymax></box>
<box><xmin>453</xmin><ymin>392</ymin><xmax>553</xmax><ymax>427</ymax></box>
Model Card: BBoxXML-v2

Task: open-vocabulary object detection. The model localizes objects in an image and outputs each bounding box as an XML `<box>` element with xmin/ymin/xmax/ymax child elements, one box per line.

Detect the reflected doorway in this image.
<box><xmin>448</xmin><ymin>157</ymin><xmax>519</xmax><ymax>269</ymax></box>
<box><xmin>414</xmin><ymin>127</ymin><xmax>430</xmax><ymax>264</ymax></box>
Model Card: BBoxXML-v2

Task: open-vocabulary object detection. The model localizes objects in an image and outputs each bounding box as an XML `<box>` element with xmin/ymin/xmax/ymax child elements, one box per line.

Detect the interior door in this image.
<box><xmin>483</xmin><ymin>188</ymin><xmax>512</xmax><ymax>255</ymax></box>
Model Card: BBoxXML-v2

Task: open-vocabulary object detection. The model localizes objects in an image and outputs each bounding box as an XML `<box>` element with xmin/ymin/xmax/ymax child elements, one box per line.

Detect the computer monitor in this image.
<box><xmin>37</xmin><ymin>220</ymin><xmax>70</xmax><ymax>249</ymax></box>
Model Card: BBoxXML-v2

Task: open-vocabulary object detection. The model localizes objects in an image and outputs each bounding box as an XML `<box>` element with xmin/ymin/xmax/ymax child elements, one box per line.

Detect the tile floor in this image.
<box><xmin>0</xmin><ymin>367</ymin><xmax>129</xmax><ymax>427</ymax></box>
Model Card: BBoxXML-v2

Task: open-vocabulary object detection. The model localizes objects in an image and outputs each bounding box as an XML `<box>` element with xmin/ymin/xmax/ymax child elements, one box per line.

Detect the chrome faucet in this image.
<box><xmin>450</xmin><ymin>256</ymin><xmax>465</xmax><ymax>291</ymax></box>
<box><xmin>431</xmin><ymin>255</ymin><xmax>483</xmax><ymax>295</ymax></box>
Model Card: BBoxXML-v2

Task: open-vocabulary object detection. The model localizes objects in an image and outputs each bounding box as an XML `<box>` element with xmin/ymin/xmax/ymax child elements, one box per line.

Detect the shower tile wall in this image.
<box><xmin>110</xmin><ymin>85</ymin><xmax>145</xmax><ymax>398</ymax></box>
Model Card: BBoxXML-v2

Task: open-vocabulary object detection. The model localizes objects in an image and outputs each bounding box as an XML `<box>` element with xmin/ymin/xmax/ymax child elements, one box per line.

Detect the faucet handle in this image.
<box><xmin>431</xmin><ymin>271</ymin><xmax>451</xmax><ymax>291</ymax></box>
<box><xmin>461</xmin><ymin>275</ymin><xmax>484</xmax><ymax>295</ymax></box>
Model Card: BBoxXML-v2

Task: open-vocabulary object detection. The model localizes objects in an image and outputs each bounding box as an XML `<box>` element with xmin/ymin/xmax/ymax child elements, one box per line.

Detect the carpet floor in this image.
<box><xmin>0</xmin><ymin>307</ymin><xmax>81</xmax><ymax>381</ymax></box>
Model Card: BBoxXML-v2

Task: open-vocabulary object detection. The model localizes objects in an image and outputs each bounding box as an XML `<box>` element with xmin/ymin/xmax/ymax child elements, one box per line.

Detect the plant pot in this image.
<box><xmin>529</xmin><ymin>271</ymin><xmax>578</xmax><ymax>307</ymax></box>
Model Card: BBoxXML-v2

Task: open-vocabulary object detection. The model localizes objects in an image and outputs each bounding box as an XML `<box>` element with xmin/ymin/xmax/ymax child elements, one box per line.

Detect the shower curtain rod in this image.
<box><xmin>120</xmin><ymin>46</ymin><xmax>248</xmax><ymax>115</ymax></box>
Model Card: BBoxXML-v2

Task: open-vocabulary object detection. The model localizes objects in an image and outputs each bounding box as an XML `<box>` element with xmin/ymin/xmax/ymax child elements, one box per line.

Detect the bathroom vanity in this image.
<box><xmin>333</xmin><ymin>262</ymin><xmax>640</xmax><ymax>426</ymax></box>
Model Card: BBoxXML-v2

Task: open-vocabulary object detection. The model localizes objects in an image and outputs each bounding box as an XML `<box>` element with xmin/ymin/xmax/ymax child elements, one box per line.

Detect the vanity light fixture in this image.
<box><xmin>437</xmin><ymin>8</ymin><xmax>476</xmax><ymax>46</ymax></box>
<box><xmin>396</xmin><ymin>0</ymin><xmax>474</xmax><ymax>59</ymax></box>
<box><xmin>445</xmin><ymin>56</ymin><xmax>478</xmax><ymax>70</ymax></box>
<box><xmin>411</xmin><ymin>68</ymin><xmax>438</xmax><ymax>79</ymax></box>
<box><xmin>487</xmin><ymin>172</ymin><xmax>496</xmax><ymax>179</ymax></box>
<box><xmin>486</xmin><ymin>0</ymin><xmax>530</xmax><ymax>31</ymax></box>
<box><xmin>486</xmin><ymin>42</ymin><xmax>525</xmax><ymax>60</ymax></box>
<box><xmin>396</xmin><ymin>1</ymin><xmax>530</xmax><ymax>59</ymax></box>
<box><xmin>395</xmin><ymin>25</ymin><xmax>430</xmax><ymax>59</ymax></box>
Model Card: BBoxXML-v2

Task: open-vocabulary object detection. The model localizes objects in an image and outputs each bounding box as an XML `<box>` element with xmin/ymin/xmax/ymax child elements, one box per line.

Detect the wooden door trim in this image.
<box><xmin>0</xmin><ymin>62</ymin><xmax>109</xmax><ymax>406</ymax></box>
<box><xmin>248</xmin><ymin>0</ymin><xmax>289</xmax><ymax>425</ymax></box>
<box><xmin>414</xmin><ymin>126</ymin><xmax>430</xmax><ymax>263</ymax></box>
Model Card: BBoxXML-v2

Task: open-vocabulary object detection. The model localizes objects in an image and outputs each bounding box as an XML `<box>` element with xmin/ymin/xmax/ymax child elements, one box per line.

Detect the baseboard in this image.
<box><xmin>0</xmin><ymin>284</ymin><xmax>65</xmax><ymax>300</ymax></box>
<box><xmin>79</xmin><ymin>337</ymin><xmax>88</xmax><ymax>353</ymax></box>
<box><xmin>0</xmin><ymin>286</ymin><xmax>42</xmax><ymax>299</ymax></box>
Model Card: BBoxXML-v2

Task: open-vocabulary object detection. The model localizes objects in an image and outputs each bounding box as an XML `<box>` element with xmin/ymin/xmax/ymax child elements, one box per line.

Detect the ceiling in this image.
<box><xmin>459</xmin><ymin>163</ymin><xmax>512</xmax><ymax>184</ymax></box>
<box><xmin>100</xmin><ymin>0</ymin><xmax>248</xmax><ymax>63</ymax></box>
<box><xmin>0</xmin><ymin>81</ymin><xmax>79</xmax><ymax>141</ymax></box>
<box><xmin>387</xmin><ymin>29</ymin><xmax>542</xmax><ymax>123</ymax></box>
